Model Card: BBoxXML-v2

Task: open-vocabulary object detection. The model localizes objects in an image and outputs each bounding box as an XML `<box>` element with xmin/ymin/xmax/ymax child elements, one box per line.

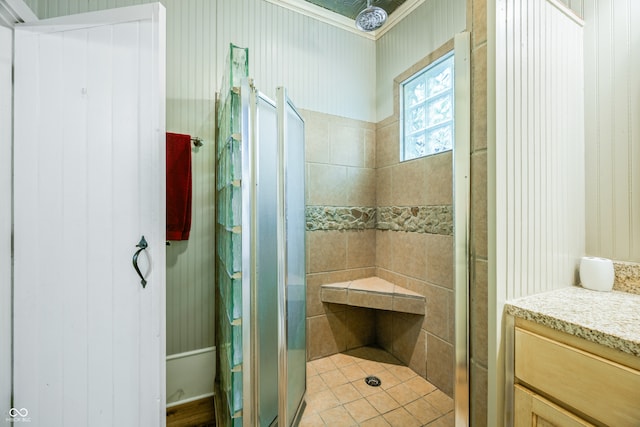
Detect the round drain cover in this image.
<box><xmin>364</xmin><ymin>376</ymin><xmax>381</xmax><ymax>387</ymax></box>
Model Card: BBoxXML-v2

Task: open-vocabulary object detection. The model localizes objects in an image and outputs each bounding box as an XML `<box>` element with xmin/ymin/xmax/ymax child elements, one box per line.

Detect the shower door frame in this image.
<box><xmin>453</xmin><ymin>31</ymin><xmax>471</xmax><ymax>427</ymax></box>
<box><xmin>276</xmin><ymin>87</ymin><xmax>307</xmax><ymax>427</ymax></box>
<box><xmin>241</xmin><ymin>81</ymin><xmax>306</xmax><ymax>427</ymax></box>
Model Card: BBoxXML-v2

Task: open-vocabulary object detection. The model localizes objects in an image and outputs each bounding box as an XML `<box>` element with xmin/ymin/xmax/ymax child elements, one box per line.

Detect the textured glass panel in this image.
<box><xmin>426</xmin><ymin>63</ymin><xmax>452</xmax><ymax>97</ymax></box>
<box><xmin>427</xmin><ymin>95</ymin><xmax>452</xmax><ymax>127</ymax></box>
<box><xmin>407</xmin><ymin>105</ymin><xmax>426</xmax><ymax>133</ymax></box>
<box><xmin>405</xmin><ymin>77</ymin><xmax>426</xmax><ymax>107</ymax></box>
<box><xmin>216</xmin><ymin>44</ymin><xmax>249</xmax><ymax>426</ymax></box>
<box><xmin>256</xmin><ymin>96</ymin><xmax>279</xmax><ymax>427</ymax></box>
<box><xmin>405</xmin><ymin>133</ymin><xmax>427</xmax><ymax>161</ymax></box>
<box><xmin>401</xmin><ymin>52</ymin><xmax>454</xmax><ymax>161</ymax></box>
<box><xmin>284</xmin><ymin>102</ymin><xmax>307</xmax><ymax>425</ymax></box>
<box><xmin>218</xmin><ymin>44</ymin><xmax>248</xmax><ymax>120</ymax></box>
<box><xmin>426</xmin><ymin>125</ymin><xmax>453</xmax><ymax>153</ymax></box>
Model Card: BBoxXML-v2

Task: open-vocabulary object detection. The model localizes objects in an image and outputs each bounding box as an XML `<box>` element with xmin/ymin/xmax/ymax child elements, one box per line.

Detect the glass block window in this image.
<box><xmin>400</xmin><ymin>53</ymin><xmax>454</xmax><ymax>161</ymax></box>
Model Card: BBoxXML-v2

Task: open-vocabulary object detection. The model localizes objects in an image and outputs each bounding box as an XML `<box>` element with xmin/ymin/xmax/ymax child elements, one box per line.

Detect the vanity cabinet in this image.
<box><xmin>513</xmin><ymin>319</ymin><xmax>640</xmax><ymax>427</ymax></box>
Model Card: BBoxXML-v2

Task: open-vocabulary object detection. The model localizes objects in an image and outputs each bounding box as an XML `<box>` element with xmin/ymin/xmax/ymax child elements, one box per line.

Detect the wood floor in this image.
<box><xmin>166</xmin><ymin>396</ymin><xmax>216</xmax><ymax>427</ymax></box>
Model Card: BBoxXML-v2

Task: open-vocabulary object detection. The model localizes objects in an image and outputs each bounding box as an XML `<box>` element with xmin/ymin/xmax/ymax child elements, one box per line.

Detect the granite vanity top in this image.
<box><xmin>505</xmin><ymin>286</ymin><xmax>640</xmax><ymax>357</ymax></box>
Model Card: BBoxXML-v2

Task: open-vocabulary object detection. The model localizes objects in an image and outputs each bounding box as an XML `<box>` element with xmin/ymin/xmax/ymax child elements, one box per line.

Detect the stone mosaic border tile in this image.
<box><xmin>305</xmin><ymin>205</ymin><xmax>453</xmax><ymax>236</ymax></box>
<box><xmin>306</xmin><ymin>206</ymin><xmax>376</xmax><ymax>231</ymax></box>
<box><xmin>377</xmin><ymin>206</ymin><xmax>453</xmax><ymax>235</ymax></box>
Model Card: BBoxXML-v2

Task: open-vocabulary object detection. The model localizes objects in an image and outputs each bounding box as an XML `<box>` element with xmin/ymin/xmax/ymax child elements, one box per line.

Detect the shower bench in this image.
<box><xmin>320</xmin><ymin>276</ymin><xmax>425</xmax><ymax>315</ymax></box>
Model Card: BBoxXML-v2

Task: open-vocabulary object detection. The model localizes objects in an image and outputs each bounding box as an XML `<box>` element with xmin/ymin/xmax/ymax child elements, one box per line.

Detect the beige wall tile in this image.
<box><xmin>472</xmin><ymin>45</ymin><xmax>487</xmax><ymax>151</ymax></box>
<box><xmin>308</xmin><ymin>231</ymin><xmax>347</xmax><ymax>273</ymax></box>
<box><xmin>403</xmin><ymin>277</ymin><xmax>426</xmax><ymax>296</ymax></box>
<box><xmin>330</xmin><ymin>124</ymin><xmax>365</xmax><ymax>167</ymax></box>
<box><xmin>471</xmin><ymin>151</ymin><xmax>487</xmax><ymax>259</ymax></box>
<box><xmin>376</xmin><ymin>166</ymin><xmax>392</xmax><ymax>207</ymax></box>
<box><xmin>348</xmin><ymin>289</ymin><xmax>393</xmax><ymax>311</ymax></box>
<box><xmin>422</xmin><ymin>283</ymin><xmax>451</xmax><ymax>342</ymax></box>
<box><xmin>471</xmin><ymin>259</ymin><xmax>488</xmax><ymax>367</ymax></box>
<box><xmin>392</xmin><ymin>296</ymin><xmax>425</xmax><ymax>315</ymax></box>
<box><xmin>377</xmin><ymin>268</ymin><xmax>408</xmax><ymax>288</ymax></box>
<box><xmin>426</xmin><ymin>333</ymin><xmax>454</xmax><ymax>397</ymax></box>
<box><xmin>347</xmin><ymin>230</ymin><xmax>376</xmax><ymax>269</ymax></box>
<box><xmin>472</xmin><ymin>0</ymin><xmax>487</xmax><ymax>47</ymax></box>
<box><xmin>471</xmin><ymin>361</ymin><xmax>488</xmax><ymax>427</ymax></box>
<box><xmin>347</xmin><ymin>167</ymin><xmax>376</xmax><ymax>206</ymax></box>
<box><xmin>392</xmin><ymin>159</ymin><xmax>427</xmax><ymax>206</ymax></box>
<box><xmin>392</xmin><ymin>232</ymin><xmax>428</xmax><ymax>281</ymax></box>
<box><xmin>306</xmin><ymin>274</ymin><xmax>325</xmax><ymax>317</ymax></box>
<box><xmin>304</xmin><ymin>112</ymin><xmax>330</xmax><ymax>164</ymax></box>
<box><xmin>375</xmin><ymin>310</ymin><xmax>394</xmax><ymax>353</ymax></box>
<box><xmin>365</xmin><ymin>129</ymin><xmax>376</xmax><ymax>169</ymax></box>
<box><xmin>308</xmin><ymin>313</ymin><xmax>347</xmax><ymax>360</ymax></box>
<box><xmin>321</xmin><ymin>286</ymin><xmax>348</xmax><ymax>305</ymax></box>
<box><xmin>307</xmin><ymin>163</ymin><xmax>348</xmax><ymax>206</ymax></box>
<box><xmin>344</xmin><ymin>307</ymin><xmax>377</xmax><ymax>349</ymax></box>
<box><xmin>393</xmin><ymin>295</ymin><xmax>426</xmax><ymax>316</ymax></box>
<box><xmin>376</xmin><ymin>120</ymin><xmax>399</xmax><ymax>168</ymax></box>
<box><xmin>424</xmin><ymin>151</ymin><xmax>453</xmax><ymax>206</ymax></box>
<box><xmin>425</xmin><ymin>234</ymin><xmax>454</xmax><ymax>289</ymax></box>
<box><xmin>375</xmin><ymin>231</ymin><xmax>393</xmax><ymax>271</ymax></box>
<box><xmin>392</xmin><ymin>314</ymin><xmax>425</xmax><ymax>377</ymax></box>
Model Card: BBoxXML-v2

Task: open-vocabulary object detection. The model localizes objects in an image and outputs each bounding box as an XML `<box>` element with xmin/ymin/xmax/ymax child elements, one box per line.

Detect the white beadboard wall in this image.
<box><xmin>584</xmin><ymin>0</ymin><xmax>640</xmax><ymax>263</ymax></box>
<box><xmin>26</xmin><ymin>0</ymin><xmax>377</xmax><ymax>355</ymax></box>
<box><xmin>557</xmin><ymin>0</ymin><xmax>584</xmax><ymax>17</ymax></box>
<box><xmin>495</xmin><ymin>0</ymin><xmax>584</xmax><ymax>301</ymax></box>
<box><xmin>491</xmin><ymin>1</ymin><xmax>584</xmax><ymax>423</ymax></box>
<box><xmin>375</xmin><ymin>0</ymin><xmax>466</xmax><ymax>121</ymax></box>
<box><xmin>25</xmin><ymin>0</ymin><xmax>377</xmax><ymax>121</ymax></box>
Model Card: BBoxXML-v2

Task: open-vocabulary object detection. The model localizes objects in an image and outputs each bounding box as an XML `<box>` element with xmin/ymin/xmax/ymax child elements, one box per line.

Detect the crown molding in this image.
<box><xmin>0</xmin><ymin>0</ymin><xmax>37</xmax><ymax>27</ymax></box>
<box><xmin>263</xmin><ymin>0</ymin><xmax>426</xmax><ymax>41</ymax></box>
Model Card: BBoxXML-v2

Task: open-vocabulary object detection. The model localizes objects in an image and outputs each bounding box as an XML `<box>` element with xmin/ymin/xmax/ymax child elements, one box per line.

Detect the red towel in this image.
<box><xmin>166</xmin><ymin>132</ymin><xmax>192</xmax><ymax>240</ymax></box>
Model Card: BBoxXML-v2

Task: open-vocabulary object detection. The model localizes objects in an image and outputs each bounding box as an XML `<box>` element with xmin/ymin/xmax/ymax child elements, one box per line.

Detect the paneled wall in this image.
<box><xmin>490</xmin><ymin>0</ymin><xmax>584</xmax><ymax>424</ymax></box>
<box><xmin>375</xmin><ymin>0</ymin><xmax>466</xmax><ymax>121</ymax></box>
<box><xmin>494</xmin><ymin>0</ymin><xmax>584</xmax><ymax>300</ymax></box>
<box><xmin>584</xmin><ymin>0</ymin><xmax>640</xmax><ymax>263</ymax></box>
<box><xmin>25</xmin><ymin>0</ymin><xmax>377</xmax><ymax>121</ymax></box>
<box><xmin>25</xmin><ymin>0</ymin><xmax>377</xmax><ymax>355</ymax></box>
<box><xmin>0</xmin><ymin>25</ymin><xmax>12</xmax><ymax>422</ymax></box>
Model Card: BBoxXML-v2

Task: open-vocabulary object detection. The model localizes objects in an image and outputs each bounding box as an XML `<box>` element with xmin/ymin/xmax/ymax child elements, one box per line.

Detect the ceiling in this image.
<box><xmin>303</xmin><ymin>0</ymin><xmax>407</xmax><ymax>20</ymax></box>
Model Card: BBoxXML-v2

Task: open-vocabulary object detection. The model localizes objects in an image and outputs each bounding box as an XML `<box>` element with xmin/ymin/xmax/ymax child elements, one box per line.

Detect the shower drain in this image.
<box><xmin>364</xmin><ymin>375</ymin><xmax>381</xmax><ymax>387</ymax></box>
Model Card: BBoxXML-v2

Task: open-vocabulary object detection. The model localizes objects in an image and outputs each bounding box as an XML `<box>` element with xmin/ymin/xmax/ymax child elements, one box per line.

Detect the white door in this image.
<box><xmin>13</xmin><ymin>4</ymin><xmax>166</xmax><ymax>426</ymax></box>
<box><xmin>0</xmin><ymin>24</ymin><xmax>13</xmax><ymax>424</ymax></box>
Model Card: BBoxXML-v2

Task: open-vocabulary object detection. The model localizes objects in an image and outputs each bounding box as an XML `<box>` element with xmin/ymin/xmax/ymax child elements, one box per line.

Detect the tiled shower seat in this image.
<box><xmin>320</xmin><ymin>277</ymin><xmax>426</xmax><ymax>315</ymax></box>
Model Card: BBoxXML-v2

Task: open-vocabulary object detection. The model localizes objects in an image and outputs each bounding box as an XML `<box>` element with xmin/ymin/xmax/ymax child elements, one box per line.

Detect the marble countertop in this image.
<box><xmin>505</xmin><ymin>286</ymin><xmax>640</xmax><ymax>357</ymax></box>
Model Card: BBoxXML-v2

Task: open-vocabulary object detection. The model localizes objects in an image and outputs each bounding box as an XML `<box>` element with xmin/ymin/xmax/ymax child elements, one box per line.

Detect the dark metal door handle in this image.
<box><xmin>133</xmin><ymin>236</ymin><xmax>148</xmax><ymax>288</ymax></box>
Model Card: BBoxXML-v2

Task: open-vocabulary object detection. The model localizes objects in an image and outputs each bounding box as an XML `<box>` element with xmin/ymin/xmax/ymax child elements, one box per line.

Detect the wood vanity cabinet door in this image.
<box><xmin>514</xmin><ymin>385</ymin><xmax>595</xmax><ymax>427</ymax></box>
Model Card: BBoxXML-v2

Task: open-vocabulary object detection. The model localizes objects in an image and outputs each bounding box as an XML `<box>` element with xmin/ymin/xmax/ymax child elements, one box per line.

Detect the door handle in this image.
<box><xmin>133</xmin><ymin>235</ymin><xmax>148</xmax><ymax>288</ymax></box>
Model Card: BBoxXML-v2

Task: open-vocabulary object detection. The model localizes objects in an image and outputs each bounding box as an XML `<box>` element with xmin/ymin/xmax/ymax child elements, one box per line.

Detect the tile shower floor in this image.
<box><xmin>300</xmin><ymin>346</ymin><xmax>454</xmax><ymax>427</ymax></box>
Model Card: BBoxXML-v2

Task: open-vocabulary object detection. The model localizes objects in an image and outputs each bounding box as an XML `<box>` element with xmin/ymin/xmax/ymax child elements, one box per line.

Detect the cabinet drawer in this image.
<box><xmin>514</xmin><ymin>384</ymin><xmax>595</xmax><ymax>427</ymax></box>
<box><xmin>515</xmin><ymin>327</ymin><xmax>640</xmax><ymax>426</ymax></box>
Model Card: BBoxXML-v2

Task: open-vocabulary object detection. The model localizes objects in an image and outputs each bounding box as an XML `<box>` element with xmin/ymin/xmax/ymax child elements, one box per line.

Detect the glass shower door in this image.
<box><xmin>254</xmin><ymin>90</ymin><xmax>279</xmax><ymax>427</ymax></box>
<box><xmin>277</xmin><ymin>88</ymin><xmax>306</xmax><ymax>426</ymax></box>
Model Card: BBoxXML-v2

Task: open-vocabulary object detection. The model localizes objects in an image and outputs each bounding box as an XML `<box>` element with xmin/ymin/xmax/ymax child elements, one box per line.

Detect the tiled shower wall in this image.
<box><xmin>374</xmin><ymin>41</ymin><xmax>455</xmax><ymax>397</ymax></box>
<box><xmin>303</xmin><ymin>109</ymin><xmax>379</xmax><ymax>360</ymax></box>
<box><xmin>469</xmin><ymin>0</ymin><xmax>489</xmax><ymax>423</ymax></box>
<box><xmin>303</xmin><ymin>64</ymin><xmax>456</xmax><ymax>396</ymax></box>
